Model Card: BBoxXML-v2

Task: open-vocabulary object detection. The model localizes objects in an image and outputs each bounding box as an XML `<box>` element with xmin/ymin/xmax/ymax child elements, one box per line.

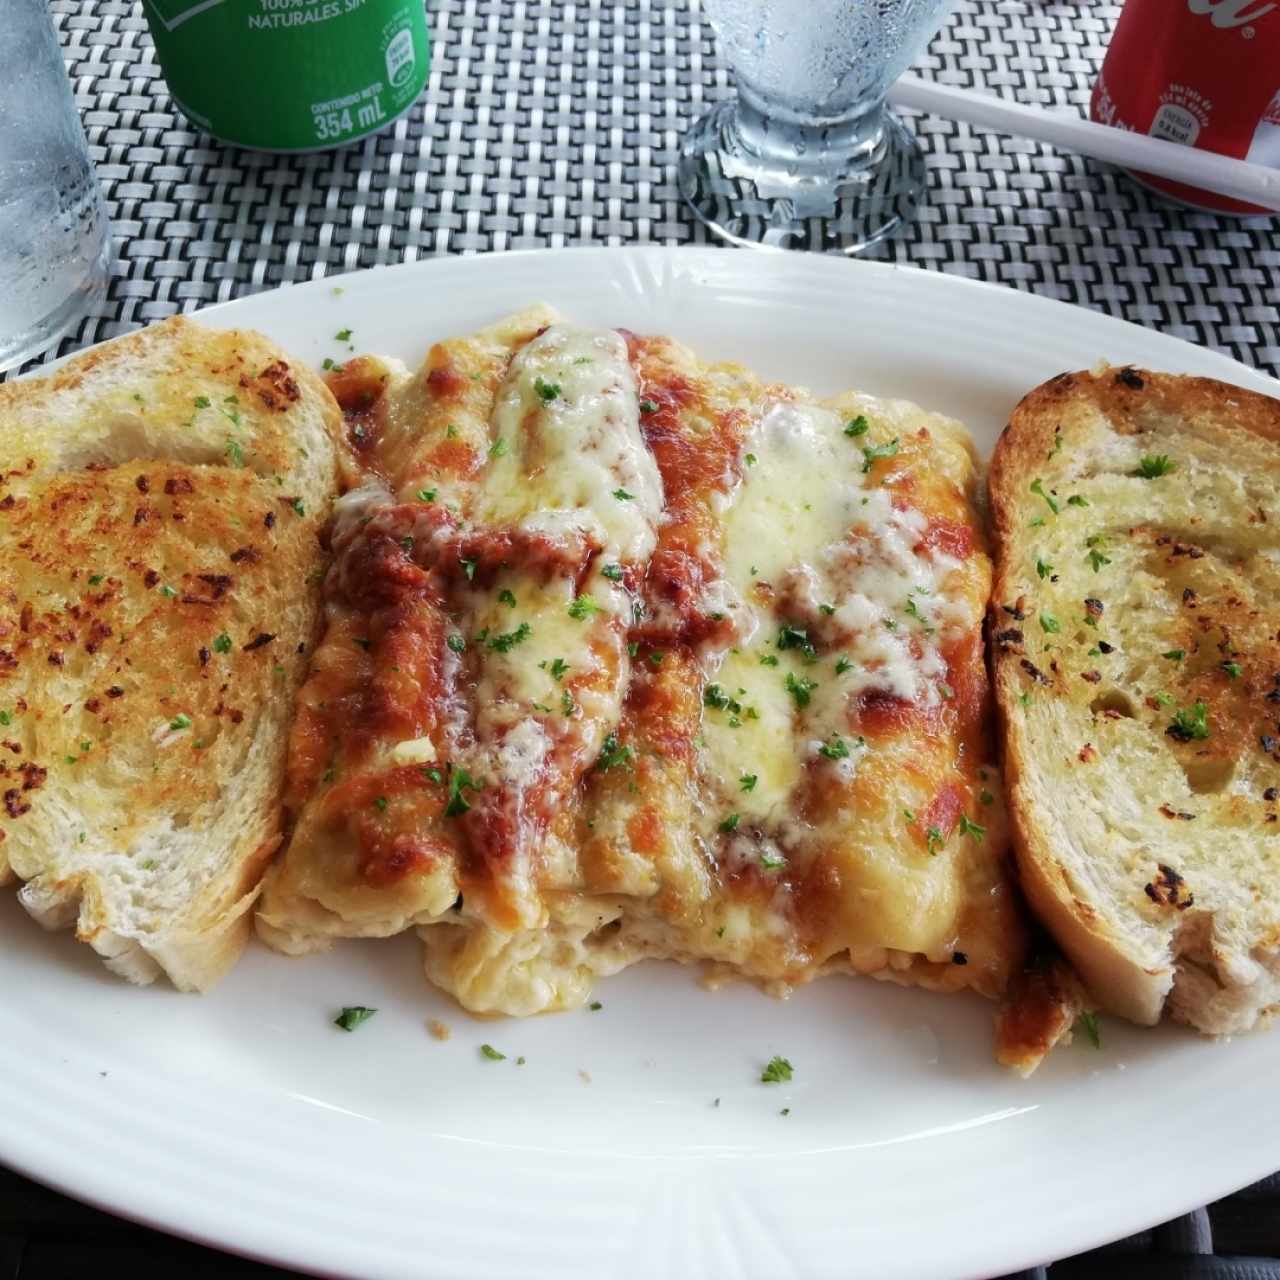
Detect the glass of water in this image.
<box><xmin>679</xmin><ymin>0</ymin><xmax>957</xmax><ymax>254</ymax></box>
<box><xmin>0</xmin><ymin>1</ymin><xmax>111</xmax><ymax>373</ymax></box>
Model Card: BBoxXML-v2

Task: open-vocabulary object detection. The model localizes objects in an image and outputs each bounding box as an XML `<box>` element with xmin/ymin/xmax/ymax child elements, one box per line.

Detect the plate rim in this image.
<box><xmin>4</xmin><ymin>245</ymin><xmax>1279</xmax><ymax>1280</ymax></box>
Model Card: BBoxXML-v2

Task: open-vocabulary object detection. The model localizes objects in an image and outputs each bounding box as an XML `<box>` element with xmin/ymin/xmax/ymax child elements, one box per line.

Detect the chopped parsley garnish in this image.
<box><xmin>648</xmin><ymin>650</ymin><xmax>664</xmax><ymax>668</ymax></box>
<box><xmin>760</xmin><ymin>1056</ymin><xmax>793</xmax><ymax>1084</ymax></box>
<box><xmin>568</xmin><ymin>594</ymin><xmax>602</xmax><ymax>620</ymax></box>
<box><xmin>1035</xmin><ymin>558</ymin><xmax>1053</xmax><ymax>579</ymax></box>
<box><xmin>160</xmin><ymin>585</ymin><xmax>178</xmax><ymax>599</ymax></box>
<box><xmin>759</xmin><ymin>654</ymin><xmax>780</xmax><ymax>668</ymax></box>
<box><xmin>1067</xmin><ymin>494</ymin><xmax>1089</xmax><ymax>508</ymax></box>
<box><xmin>1223</xmin><ymin>661</ymin><xmax>1243</xmax><ymax>679</ymax></box>
<box><xmin>740</xmin><ymin>773</ymin><xmax>758</xmax><ymax>792</ymax></box>
<box><xmin>447</xmin><ymin>633</ymin><xmax>466</xmax><ymax>654</ymax></box>
<box><xmin>719</xmin><ymin>813</ymin><xmax>741</xmax><ymax>834</ymax></box>
<box><xmin>861</xmin><ymin>438</ymin><xmax>900</xmax><ymax>473</ymax></box>
<box><xmin>926</xmin><ymin>825</ymin><xmax>945</xmax><ymax>854</ymax></box>
<box><xmin>489</xmin><ymin>622</ymin><xmax>531</xmax><ymax>653</ymax></box>
<box><xmin>595</xmin><ymin>734</ymin><xmax>633</xmax><ymax>772</ymax></box>
<box><xmin>612</xmin><ymin>488</ymin><xmax>634</xmax><ymax>501</ymax></box>
<box><xmin>776</xmin><ymin>624</ymin><xmax>817</xmax><ymax>660</ymax></box>
<box><xmin>194</xmin><ymin>395</ymin><xmax>211</xmax><ymax>409</ymax></box>
<box><xmin>958</xmin><ymin>814</ymin><xmax>986</xmax><ymax>841</ymax></box>
<box><xmin>903</xmin><ymin>807</ymin><xmax>915</xmax><ymax>822</ymax></box>
<box><xmin>819</xmin><ymin>603</ymin><xmax>836</xmax><ymax>616</ymax></box>
<box><xmin>627</xmin><ymin>642</ymin><xmax>639</xmax><ymax>658</ymax></box>
<box><xmin>169</xmin><ymin>713</ymin><xmax>192</xmax><ymax>731</ymax></box>
<box><xmin>560</xmin><ymin>689</ymin><xmax>575</xmax><ymax>716</ymax></box>
<box><xmin>1029</xmin><ymin>478</ymin><xmax>1060</xmax><ymax>515</ymax></box>
<box><xmin>479</xmin><ymin>1043</ymin><xmax>506</xmax><ymax>1061</ymax></box>
<box><xmin>703</xmin><ymin>683</ymin><xmax>736</xmax><ymax>711</ymax></box>
<box><xmin>903</xmin><ymin>597</ymin><xmax>934</xmax><ymax>633</ymax></box>
<box><xmin>1048</xmin><ymin>428</ymin><xmax>1064</xmax><ymax>459</ymax></box>
<box><xmin>335</xmin><ymin>328</ymin><xmax>353</xmax><ymax>342</ymax></box>
<box><xmin>784</xmin><ymin>672</ymin><xmax>817</xmax><ymax>708</ymax></box>
<box><xmin>534</xmin><ymin>376</ymin><xmax>560</xmax><ymax>403</ymax></box>
<box><xmin>445</xmin><ymin>767</ymin><xmax>483</xmax><ymax>816</ymax></box>
<box><xmin>818</xmin><ymin>736</ymin><xmax>850</xmax><ymax>760</ymax></box>
<box><xmin>498</xmin><ymin>589</ymin><xmax>517</xmax><ymax>607</ymax></box>
<box><xmin>225</xmin><ymin>437</ymin><xmax>244</xmax><ymax>467</ymax></box>
<box><xmin>1077</xmin><ymin>1010</ymin><xmax>1102</xmax><ymax>1049</ymax></box>
<box><xmin>416</xmin><ymin>487</ymin><xmax>437</xmax><ymax>503</ymax></box>
<box><xmin>547</xmin><ymin>657</ymin><xmax>570</xmax><ymax>681</ymax></box>
<box><xmin>334</xmin><ymin>1006</ymin><xmax>376</xmax><ymax>1032</ymax></box>
<box><xmin>844</xmin><ymin>415</ymin><xmax>870</xmax><ymax>438</ymax></box>
<box><xmin>1168</xmin><ymin>701</ymin><xmax>1210</xmax><ymax>742</ymax></box>
<box><xmin>460</xmin><ymin>557</ymin><xmax>477</xmax><ymax>581</ymax></box>
<box><xmin>760</xmin><ymin>850</ymin><xmax>784</xmax><ymax>870</ymax></box>
<box><xmin>1154</xmin><ymin>692</ymin><xmax>1175</xmax><ymax>708</ymax></box>
<box><xmin>1039</xmin><ymin>612</ymin><xmax>1060</xmax><ymax>634</ymax></box>
<box><xmin>1162</xmin><ymin>649</ymin><xmax>1185</xmax><ymax>662</ymax></box>
<box><xmin>1087</xmin><ymin>547</ymin><xmax>1112</xmax><ymax>572</ymax></box>
<box><xmin>834</xmin><ymin>656</ymin><xmax>853</xmax><ymax>675</ymax></box>
<box><xmin>588</xmin><ymin>1001</ymin><xmax>603</xmax><ymax>1011</ymax></box>
<box><xmin>639</xmin><ymin>398</ymin><xmax>659</xmax><ymax>414</ymax></box>
<box><xmin>400</xmin><ymin>535</ymin><xmax>414</xmax><ymax>552</ymax></box>
<box><xmin>1136</xmin><ymin>455</ymin><xmax>1177</xmax><ymax>479</ymax></box>
<box><xmin>745</xmin><ymin>453</ymin><xmax>758</xmax><ymax>467</ymax></box>
<box><xmin>291</xmin><ymin>498</ymin><xmax>306</xmax><ymax>517</ymax></box>
<box><xmin>0</xmin><ymin>711</ymin><xmax>9</xmax><ymax>727</ymax></box>
<box><xmin>601</xmin><ymin>563</ymin><xmax>624</xmax><ymax>582</ymax></box>
<box><xmin>489</xmin><ymin>437</ymin><xmax>508</xmax><ymax>459</ymax></box>
<box><xmin>424</xmin><ymin>768</ymin><xmax>443</xmax><ymax>784</ymax></box>
<box><xmin>374</xmin><ymin>796</ymin><xmax>388</xmax><ymax>812</ymax></box>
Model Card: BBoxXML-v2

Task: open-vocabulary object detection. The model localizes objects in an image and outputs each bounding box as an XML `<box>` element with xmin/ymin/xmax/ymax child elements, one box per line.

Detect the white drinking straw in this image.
<box><xmin>889</xmin><ymin>74</ymin><xmax>1280</xmax><ymax>212</ymax></box>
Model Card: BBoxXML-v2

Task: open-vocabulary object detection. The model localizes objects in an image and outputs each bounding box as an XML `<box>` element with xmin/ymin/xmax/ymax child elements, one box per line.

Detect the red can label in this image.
<box><xmin>1091</xmin><ymin>0</ymin><xmax>1280</xmax><ymax>214</ymax></box>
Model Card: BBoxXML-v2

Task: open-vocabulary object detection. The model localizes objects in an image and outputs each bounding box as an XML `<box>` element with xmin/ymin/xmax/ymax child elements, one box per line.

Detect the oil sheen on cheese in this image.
<box><xmin>701</xmin><ymin>396</ymin><xmax>969</xmax><ymax>838</ymax></box>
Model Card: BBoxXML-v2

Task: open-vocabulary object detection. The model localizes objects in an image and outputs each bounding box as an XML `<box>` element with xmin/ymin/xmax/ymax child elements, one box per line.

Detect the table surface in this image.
<box><xmin>6</xmin><ymin>1</ymin><xmax>1280</xmax><ymax>1277</ymax></box>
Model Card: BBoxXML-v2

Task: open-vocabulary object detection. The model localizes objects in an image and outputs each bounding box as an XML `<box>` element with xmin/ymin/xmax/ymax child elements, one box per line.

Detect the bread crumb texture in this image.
<box><xmin>991</xmin><ymin>366</ymin><xmax>1280</xmax><ymax>1033</ymax></box>
<box><xmin>0</xmin><ymin>317</ymin><xmax>339</xmax><ymax>990</ymax></box>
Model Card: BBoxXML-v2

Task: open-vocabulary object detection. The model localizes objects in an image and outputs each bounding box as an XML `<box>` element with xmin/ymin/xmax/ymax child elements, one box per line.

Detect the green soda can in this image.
<box><xmin>141</xmin><ymin>1</ymin><xmax>431</xmax><ymax>152</ymax></box>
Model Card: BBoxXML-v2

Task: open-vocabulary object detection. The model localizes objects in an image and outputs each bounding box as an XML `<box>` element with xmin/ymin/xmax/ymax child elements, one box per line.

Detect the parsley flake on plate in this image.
<box><xmin>334</xmin><ymin>1006</ymin><xmax>377</xmax><ymax>1032</ymax></box>
<box><xmin>760</xmin><ymin>1055</ymin><xmax>793</xmax><ymax>1084</ymax></box>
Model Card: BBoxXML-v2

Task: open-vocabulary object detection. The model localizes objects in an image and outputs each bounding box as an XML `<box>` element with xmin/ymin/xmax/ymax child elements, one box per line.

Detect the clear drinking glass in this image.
<box><xmin>680</xmin><ymin>0</ymin><xmax>958</xmax><ymax>254</ymax></box>
<box><xmin>0</xmin><ymin>1</ymin><xmax>111</xmax><ymax>373</ymax></box>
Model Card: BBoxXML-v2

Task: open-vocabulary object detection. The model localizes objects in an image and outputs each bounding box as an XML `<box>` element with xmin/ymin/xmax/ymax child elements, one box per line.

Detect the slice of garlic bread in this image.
<box><xmin>990</xmin><ymin>366</ymin><xmax>1280</xmax><ymax>1032</ymax></box>
<box><xmin>0</xmin><ymin>317</ymin><xmax>341</xmax><ymax>990</ymax></box>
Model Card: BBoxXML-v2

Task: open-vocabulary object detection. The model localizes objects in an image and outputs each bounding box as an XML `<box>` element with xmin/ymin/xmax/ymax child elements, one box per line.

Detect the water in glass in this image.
<box><xmin>680</xmin><ymin>0</ymin><xmax>957</xmax><ymax>253</ymax></box>
<box><xmin>0</xmin><ymin>1</ymin><xmax>111</xmax><ymax>373</ymax></box>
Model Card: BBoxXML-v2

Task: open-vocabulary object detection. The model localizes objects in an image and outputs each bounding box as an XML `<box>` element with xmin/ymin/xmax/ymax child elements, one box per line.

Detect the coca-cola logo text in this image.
<box><xmin>1187</xmin><ymin>0</ymin><xmax>1277</xmax><ymax>28</ymax></box>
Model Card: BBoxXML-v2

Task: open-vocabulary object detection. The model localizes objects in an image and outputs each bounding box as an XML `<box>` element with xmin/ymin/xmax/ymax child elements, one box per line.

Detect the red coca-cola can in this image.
<box><xmin>1091</xmin><ymin>0</ymin><xmax>1280</xmax><ymax>215</ymax></box>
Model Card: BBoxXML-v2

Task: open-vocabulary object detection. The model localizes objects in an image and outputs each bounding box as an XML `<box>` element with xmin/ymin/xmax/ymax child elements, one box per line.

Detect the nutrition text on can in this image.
<box><xmin>141</xmin><ymin>0</ymin><xmax>431</xmax><ymax>152</ymax></box>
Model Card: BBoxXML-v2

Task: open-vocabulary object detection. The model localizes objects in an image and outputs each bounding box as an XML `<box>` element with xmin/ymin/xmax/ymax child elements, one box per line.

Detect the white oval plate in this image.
<box><xmin>4</xmin><ymin>248</ymin><xmax>1278</xmax><ymax>1280</ymax></box>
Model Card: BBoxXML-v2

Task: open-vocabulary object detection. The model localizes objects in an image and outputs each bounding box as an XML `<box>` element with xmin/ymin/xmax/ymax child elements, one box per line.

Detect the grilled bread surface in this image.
<box><xmin>990</xmin><ymin>366</ymin><xmax>1280</xmax><ymax>1032</ymax></box>
<box><xmin>0</xmin><ymin>317</ymin><xmax>341</xmax><ymax>989</ymax></box>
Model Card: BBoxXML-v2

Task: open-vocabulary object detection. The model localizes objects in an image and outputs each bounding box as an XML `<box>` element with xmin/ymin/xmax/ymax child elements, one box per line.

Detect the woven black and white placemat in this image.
<box><xmin>37</xmin><ymin>0</ymin><xmax>1280</xmax><ymax>377</ymax></box>
<box><xmin>4</xmin><ymin>3</ymin><xmax>1279</xmax><ymax>1277</ymax></box>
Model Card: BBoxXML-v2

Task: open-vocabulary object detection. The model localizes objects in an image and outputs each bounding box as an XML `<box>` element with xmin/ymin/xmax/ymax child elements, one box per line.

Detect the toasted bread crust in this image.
<box><xmin>990</xmin><ymin>366</ymin><xmax>1280</xmax><ymax>1030</ymax></box>
<box><xmin>0</xmin><ymin>318</ymin><xmax>341</xmax><ymax>990</ymax></box>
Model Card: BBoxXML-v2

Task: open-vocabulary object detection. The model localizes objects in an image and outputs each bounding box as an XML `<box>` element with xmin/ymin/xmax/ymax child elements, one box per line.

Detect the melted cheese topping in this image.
<box><xmin>265</xmin><ymin>317</ymin><xmax>1023</xmax><ymax>1030</ymax></box>
<box><xmin>478</xmin><ymin>324</ymin><xmax>664</xmax><ymax>564</ymax></box>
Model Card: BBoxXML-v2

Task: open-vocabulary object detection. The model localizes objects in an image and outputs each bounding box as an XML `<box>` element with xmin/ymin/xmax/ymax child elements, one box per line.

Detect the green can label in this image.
<box><xmin>142</xmin><ymin>1</ymin><xmax>431</xmax><ymax>152</ymax></box>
